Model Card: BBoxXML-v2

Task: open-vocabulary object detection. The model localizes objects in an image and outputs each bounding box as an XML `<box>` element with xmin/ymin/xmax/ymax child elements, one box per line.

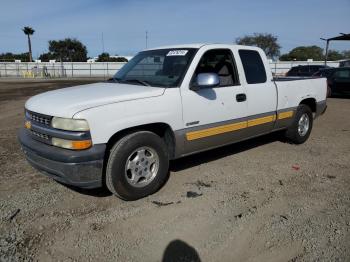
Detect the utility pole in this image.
<box><xmin>145</xmin><ymin>31</ymin><xmax>148</xmax><ymax>49</ymax></box>
<box><xmin>101</xmin><ymin>32</ymin><xmax>105</xmax><ymax>53</ymax></box>
<box><xmin>320</xmin><ymin>38</ymin><xmax>329</xmax><ymax>66</ymax></box>
<box><xmin>101</xmin><ymin>32</ymin><xmax>106</xmax><ymax>80</ymax></box>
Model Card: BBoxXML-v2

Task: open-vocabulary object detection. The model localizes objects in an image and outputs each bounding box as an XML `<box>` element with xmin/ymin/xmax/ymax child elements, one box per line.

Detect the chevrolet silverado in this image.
<box><xmin>19</xmin><ymin>44</ymin><xmax>327</xmax><ymax>200</ymax></box>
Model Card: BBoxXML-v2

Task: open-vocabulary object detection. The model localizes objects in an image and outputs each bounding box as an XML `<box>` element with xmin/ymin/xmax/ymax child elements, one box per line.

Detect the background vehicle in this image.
<box><xmin>314</xmin><ymin>67</ymin><xmax>350</xmax><ymax>96</ymax></box>
<box><xmin>19</xmin><ymin>44</ymin><xmax>327</xmax><ymax>200</ymax></box>
<box><xmin>339</xmin><ymin>59</ymin><xmax>350</xmax><ymax>67</ymax></box>
<box><xmin>286</xmin><ymin>65</ymin><xmax>330</xmax><ymax>77</ymax></box>
<box><xmin>312</xmin><ymin>68</ymin><xmax>335</xmax><ymax>78</ymax></box>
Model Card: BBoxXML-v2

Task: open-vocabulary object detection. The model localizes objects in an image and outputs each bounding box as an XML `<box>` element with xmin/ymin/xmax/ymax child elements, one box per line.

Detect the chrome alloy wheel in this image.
<box><xmin>298</xmin><ymin>113</ymin><xmax>310</xmax><ymax>137</ymax></box>
<box><xmin>125</xmin><ymin>147</ymin><xmax>159</xmax><ymax>187</ymax></box>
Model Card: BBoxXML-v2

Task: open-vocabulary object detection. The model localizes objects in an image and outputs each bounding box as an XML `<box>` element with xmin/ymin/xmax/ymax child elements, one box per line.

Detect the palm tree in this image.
<box><xmin>22</xmin><ymin>27</ymin><xmax>35</xmax><ymax>62</ymax></box>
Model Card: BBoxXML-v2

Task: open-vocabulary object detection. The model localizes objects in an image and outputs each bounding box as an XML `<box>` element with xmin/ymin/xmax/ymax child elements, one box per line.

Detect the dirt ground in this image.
<box><xmin>0</xmin><ymin>79</ymin><xmax>349</xmax><ymax>262</ymax></box>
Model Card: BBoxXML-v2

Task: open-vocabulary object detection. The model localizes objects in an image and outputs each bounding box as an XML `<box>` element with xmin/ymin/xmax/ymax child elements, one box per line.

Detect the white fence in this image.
<box><xmin>0</xmin><ymin>61</ymin><xmax>340</xmax><ymax>78</ymax></box>
<box><xmin>270</xmin><ymin>61</ymin><xmax>339</xmax><ymax>75</ymax></box>
<box><xmin>0</xmin><ymin>62</ymin><xmax>125</xmax><ymax>78</ymax></box>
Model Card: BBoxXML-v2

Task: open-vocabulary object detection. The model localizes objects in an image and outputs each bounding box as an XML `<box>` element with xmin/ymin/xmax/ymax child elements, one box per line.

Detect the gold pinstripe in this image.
<box><xmin>186</xmin><ymin>121</ymin><xmax>247</xmax><ymax>141</ymax></box>
<box><xmin>186</xmin><ymin>110</ymin><xmax>294</xmax><ymax>141</ymax></box>
<box><xmin>247</xmin><ymin>115</ymin><xmax>276</xmax><ymax>127</ymax></box>
<box><xmin>278</xmin><ymin>111</ymin><xmax>294</xmax><ymax>120</ymax></box>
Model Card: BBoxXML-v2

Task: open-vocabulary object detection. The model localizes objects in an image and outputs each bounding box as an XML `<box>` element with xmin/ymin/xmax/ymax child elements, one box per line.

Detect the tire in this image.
<box><xmin>285</xmin><ymin>104</ymin><xmax>313</xmax><ymax>144</ymax></box>
<box><xmin>106</xmin><ymin>131</ymin><xmax>169</xmax><ymax>200</ymax></box>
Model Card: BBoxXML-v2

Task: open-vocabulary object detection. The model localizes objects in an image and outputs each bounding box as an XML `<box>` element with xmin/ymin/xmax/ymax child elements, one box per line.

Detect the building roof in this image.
<box><xmin>322</xmin><ymin>33</ymin><xmax>350</xmax><ymax>41</ymax></box>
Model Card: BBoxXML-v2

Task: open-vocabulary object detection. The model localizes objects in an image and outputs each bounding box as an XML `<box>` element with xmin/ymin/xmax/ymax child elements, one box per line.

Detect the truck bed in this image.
<box><xmin>274</xmin><ymin>76</ymin><xmax>322</xmax><ymax>81</ymax></box>
<box><xmin>274</xmin><ymin>77</ymin><xmax>327</xmax><ymax>111</ymax></box>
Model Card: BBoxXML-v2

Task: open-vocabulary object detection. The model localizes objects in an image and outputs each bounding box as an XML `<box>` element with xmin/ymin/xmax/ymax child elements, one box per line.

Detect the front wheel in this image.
<box><xmin>106</xmin><ymin>131</ymin><xmax>169</xmax><ymax>200</ymax></box>
<box><xmin>285</xmin><ymin>104</ymin><xmax>313</xmax><ymax>144</ymax></box>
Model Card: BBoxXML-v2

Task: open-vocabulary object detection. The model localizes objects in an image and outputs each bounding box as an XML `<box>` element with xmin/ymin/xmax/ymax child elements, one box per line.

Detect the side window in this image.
<box><xmin>334</xmin><ymin>69</ymin><xmax>350</xmax><ymax>78</ymax></box>
<box><xmin>238</xmin><ymin>50</ymin><xmax>267</xmax><ymax>84</ymax></box>
<box><xmin>290</xmin><ymin>67</ymin><xmax>298</xmax><ymax>73</ymax></box>
<box><xmin>193</xmin><ymin>49</ymin><xmax>239</xmax><ymax>87</ymax></box>
<box><xmin>300</xmin><ymin>66</ymin><xmax>310</xmax><ymax>73</ymax></box>
<box><xmin>310</xmin><ymin>66</ymin><xmax>320</xmax><ymax>73</ymax></box>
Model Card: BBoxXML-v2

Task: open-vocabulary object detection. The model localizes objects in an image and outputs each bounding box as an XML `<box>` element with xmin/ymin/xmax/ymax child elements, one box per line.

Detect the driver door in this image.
<box><xmin>180</xmin><ymin>48</ymin><xmax>248</xmax><ymax>154</ymax></box>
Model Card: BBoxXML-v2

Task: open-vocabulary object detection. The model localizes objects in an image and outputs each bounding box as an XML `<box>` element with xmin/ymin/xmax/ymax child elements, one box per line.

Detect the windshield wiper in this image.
<box><xmin>107</xmin><ymin>77</ymin><xmax>122</xmax><ymax>83</ymax></box>
<box><xmin>108</xmin><ymin>77</ymin><xmax>151</xmax><ymax>86</ymax></box>
<box><xmin>123</xmin><ymin>79</ymin><xmax>151</xmax><ymax>86</ymax></box>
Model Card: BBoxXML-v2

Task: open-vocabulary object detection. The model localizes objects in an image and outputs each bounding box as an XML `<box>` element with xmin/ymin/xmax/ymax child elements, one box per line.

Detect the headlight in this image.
<box><xmin>51</xmin><ymin>117</ymin><xmax>89</xmax><ymax>131</ymax></box>
<box><xmin>52</xmin><ymin>137</ymin><xmax>92</xmax><ymax>150</ymax></box>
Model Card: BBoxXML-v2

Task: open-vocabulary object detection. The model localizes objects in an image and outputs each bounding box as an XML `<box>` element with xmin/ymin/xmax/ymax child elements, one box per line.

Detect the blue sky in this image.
<box><xmin>1</xmin><ymin>0</ymin><xmax>349</xmax><ymax>58</ymax></box>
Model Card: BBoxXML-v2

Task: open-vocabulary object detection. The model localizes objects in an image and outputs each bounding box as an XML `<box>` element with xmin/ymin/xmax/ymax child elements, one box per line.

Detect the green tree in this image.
<box><xmin>38</xmin><ymin>52</ymin><xmax>56</xmax><ymax>62</ymax></box>
<box><xmin>279</xmin><ymin>46</ymin><xmax>324</xmax><ymax>61</ymax></box>
<box><xmin>43</xmin><ymin>38</ymin><xmax>88</xmax><ymax>62</ymax></box>
<box><xmin>0</xmin><ymin>52</ymin><xmax>30</xmax><ymax>62</ymax></box>
<box><xmin>96</xmin><ymin>52</ymin><xmax>128</xmax><ymax>62</ymax></box>
<box><xmin>236</xmin><ymin>33</ymin><xmax>281</xmax><ymax>59</ymax></box>
<box><xmin>114</xmin><ymin>57</ymin><xmax>128</xmax><ymax>62</ymax></box>
<box><xmin>96</xmin><ymin>52</ymin><xmax>111</xmax><ymax>62</ymax></box>
<box><xmin>22</xmin><ymin>26</ymin><xmax>35</xmax><ymax>62</ymax></box>
<box><xmin>341</xmin><ymin>50</ymin><xmax>350</xmax><ymax>59</ymax></box>
<box><xmin>327</xmin><ymin>50</ymin><xmax>344</xmax><ymax>61</ymax></box>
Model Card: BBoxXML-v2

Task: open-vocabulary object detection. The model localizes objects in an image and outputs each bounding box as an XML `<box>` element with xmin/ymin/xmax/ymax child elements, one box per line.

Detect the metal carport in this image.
<box><xmin>320</xmin><ymin>33</ymin><xmax>350</xmax><ymax>65</ymax></box>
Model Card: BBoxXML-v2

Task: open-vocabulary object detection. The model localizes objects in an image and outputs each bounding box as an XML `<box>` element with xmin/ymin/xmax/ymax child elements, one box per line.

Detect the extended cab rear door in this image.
<box><xmin>237</xmin><ymin>49</ymin><xmax>278</xmax><ymax>136</ymax></box>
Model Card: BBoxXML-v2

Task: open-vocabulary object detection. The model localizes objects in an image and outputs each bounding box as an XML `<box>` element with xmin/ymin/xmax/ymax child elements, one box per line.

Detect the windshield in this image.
<box><xmin>113</xmin><ymin>48</ymin><xmax>197</xmax><ymax>87</ymax></box>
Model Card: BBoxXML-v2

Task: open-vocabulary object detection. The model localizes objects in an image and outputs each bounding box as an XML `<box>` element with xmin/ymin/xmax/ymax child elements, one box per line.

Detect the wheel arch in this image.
<box><xmin>299</xmin><ymin>97</ymin><xmax>316</xmax><ymax>113</ymax></box>
<box><xmin>105</xmin><ymin>123</ymin><xmax>177</xmax><ymax>161</ymax></box>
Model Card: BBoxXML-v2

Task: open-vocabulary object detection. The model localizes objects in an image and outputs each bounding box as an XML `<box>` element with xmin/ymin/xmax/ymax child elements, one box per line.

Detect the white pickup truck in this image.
<box><xmin>19</xmin><ymin>44</ymin><xmax>327</xmax><ymax>200</ymax></box>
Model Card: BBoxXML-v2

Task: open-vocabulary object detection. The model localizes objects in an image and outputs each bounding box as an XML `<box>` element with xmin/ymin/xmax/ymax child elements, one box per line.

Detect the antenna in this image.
<box><xmin>145</xmin><ymin>31</ymin><xmax>148</xmax><ymax>49</ymax></box>
<box><xmin>101</xmin><ymin>32</ymin><xmax>105</xmax><ymax>53</ymax></box>
<box><xmin>101</xmin><ymin>32</ymin><xmax>106</xmax><ymax>80</ymax></box>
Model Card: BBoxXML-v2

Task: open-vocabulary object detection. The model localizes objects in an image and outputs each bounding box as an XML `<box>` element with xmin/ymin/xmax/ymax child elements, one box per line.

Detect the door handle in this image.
<box><xmin>236</xmin><ymin>93</ymin><xmax>246</xmax><ymax>102</ymax></box>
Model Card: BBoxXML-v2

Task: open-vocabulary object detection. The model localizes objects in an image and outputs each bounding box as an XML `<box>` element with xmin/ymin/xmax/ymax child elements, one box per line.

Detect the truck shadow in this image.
<box><xmin>162</xmin><ymin>239</ymin><xmax>201</xmax><ymax>262</ymax></box>
<box><xmin>170</xmin><ymin>131</ymin><xmax>286</xmax><ymax>172</ymax></box>
<box><xmin>58</xmin><ymin>183</ymin><xmax>113</xmax><ymax>197</ymax></box>
<box><xmin>60</xmin><ymin>131</ymin><xmax>285</xmax><ymax>198</ymax></box>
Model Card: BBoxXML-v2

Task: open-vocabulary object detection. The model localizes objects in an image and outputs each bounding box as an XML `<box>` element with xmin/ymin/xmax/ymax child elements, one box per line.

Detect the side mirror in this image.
<box><xmin>191</xmin><ymin>73</ymin><xmax>220</xmax><ymax>91</ymax></box>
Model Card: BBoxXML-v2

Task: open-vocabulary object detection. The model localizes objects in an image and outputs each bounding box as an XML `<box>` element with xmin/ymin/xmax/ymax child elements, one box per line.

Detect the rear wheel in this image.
<box><xmin>285</xmin><ymin>104</ymin><xmax>313</xmax><ymax>144</ymax></box>
<box><xmin>106</xmin><ymin>131</ymin><xmax>169</xmax><ymax>200</ymax></box>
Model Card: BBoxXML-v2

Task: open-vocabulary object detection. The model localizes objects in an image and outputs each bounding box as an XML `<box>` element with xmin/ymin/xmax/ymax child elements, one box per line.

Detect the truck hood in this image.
<box><xmin>25</xmin><ymin>82</ymin><xmax>165</xmax><ymax>118</ymax></box>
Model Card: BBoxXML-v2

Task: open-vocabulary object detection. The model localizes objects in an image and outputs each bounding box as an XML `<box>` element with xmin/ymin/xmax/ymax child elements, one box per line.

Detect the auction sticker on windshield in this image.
<box><xmin>167</xmin><ymin>50</ymin><xmax>188</xmax><ymax>56</ymax></box>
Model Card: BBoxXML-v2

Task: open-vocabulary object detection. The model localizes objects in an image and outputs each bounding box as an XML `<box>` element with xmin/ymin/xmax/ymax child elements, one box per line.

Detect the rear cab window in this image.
<box><xmin>238</xmin><ymin>50</ymin><xmax>267</xmax><ymax>84</ymax></box>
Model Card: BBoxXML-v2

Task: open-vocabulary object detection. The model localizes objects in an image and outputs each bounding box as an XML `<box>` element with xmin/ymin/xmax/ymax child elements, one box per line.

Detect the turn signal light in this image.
<box><xmin>24</xmin><ymin>121</ymin><xmax>31</xmax><ymax>129</ymax></box>
<box><xmin>52</xmin><ymin>138</ymin><xmax>92</xmax><ymax>150</ymax></box>
<box><xmin>71</xmin><ymin>140</ymin><xmax>92</xmax><ymax>150</ymax></box>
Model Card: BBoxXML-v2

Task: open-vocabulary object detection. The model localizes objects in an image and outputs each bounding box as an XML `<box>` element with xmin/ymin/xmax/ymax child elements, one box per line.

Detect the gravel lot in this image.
<box><xmin>0</xmin><ymin>79</ymin><xmax>349</xmax><ymax>262</ymax></box>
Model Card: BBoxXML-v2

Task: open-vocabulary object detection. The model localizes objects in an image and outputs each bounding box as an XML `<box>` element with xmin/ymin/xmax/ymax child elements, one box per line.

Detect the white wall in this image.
<box><xmin>0</xmin><ymin>62</ymin><xmax>125</xmax><ymax>77</ymax></box>
<box><xmin>0</xmin><ymin>61</ymin><xmax>340</xmax><ymax>78</ymax></box>
<box><xmin>270</xmin><ymin>61</ymin><xmax>339</xmax><ymax>76</ymax></box>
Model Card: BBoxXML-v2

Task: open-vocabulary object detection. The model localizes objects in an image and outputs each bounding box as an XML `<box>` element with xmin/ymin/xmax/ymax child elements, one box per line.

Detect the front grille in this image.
<box><xmin>30</xmin><ymin>130</ymin><xmax>50</xmax><ymax>140</ymax></box>
<box><xmin>26</xmin><ymin>111</ymin><xmax>51</xmax><ymax>126</ymax></box>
